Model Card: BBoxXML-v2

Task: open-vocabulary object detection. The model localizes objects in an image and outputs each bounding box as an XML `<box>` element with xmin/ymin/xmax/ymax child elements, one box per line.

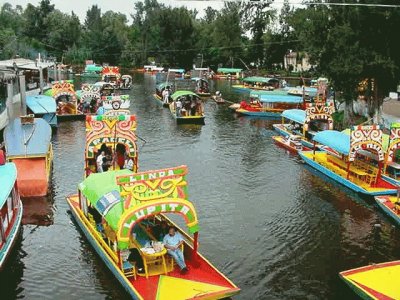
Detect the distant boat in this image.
<box><xmin>26</xmin><ymin>95</ymin><xmax>57</xmax><ymax>128</ymax></box>
<box><xmin>340</xmin><ymin>261</ymin><xmax>400</xmax><ymax>300</ymax></box>
<box><xmin>4</xmin><ymin>116</ymin><xmax>53</xmax><ymax>197</ymax></box>
<box><xmin>169</xmin><ymin>91</ymin><xmax>205</xmax><ymax>124</ymax></box>
<box><xmin>0</xmin><ymin>158</ymin><xmax>23</xmax><ymax>270</ymax></box>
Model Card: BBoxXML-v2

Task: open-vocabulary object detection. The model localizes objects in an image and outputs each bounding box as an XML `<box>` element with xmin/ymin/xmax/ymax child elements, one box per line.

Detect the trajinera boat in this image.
<box><xmin>85</xmin><ymin>114</ymin><xmax>138</xmax><ymax>177</ymax></box>
<box><xmin>154</xmin><ymin>83</ymin><xmax>173</xmax><ymax>107</ymax></box>
<box><xmin>235</xmin><ymin>94</ymin><xmax>303</xmax><ymax>117</ymax></box>
<box><xmin>192</xmin><ymin>78</ymin><xmax>210</xmax><ymax>97</ymax></box>
<box><xmin>102</xmin><ymin>66</ymin><xmax>121</xmax><ymax>86</ymax></box>
<box><xmin>81</xmin><ymin>64</ymin><xmax>103</xmax><ymax>78</ymax></box>
<box><xmin>232</xmin><ymin>77</ymin><xmax>280</xmax><ymax>92</ymax></box>
<box><xmin>47</xmin><ymin>80</ymin><xmax>83</xmax><ymax>119</ymax></box>
<box><xmin>214</xmin><ymin>68</ymin><xmax>242</xmax><ymax>80</ymax></box>
<box><xmin>299</xmin><ymin>125</ymin><xmax>398</xmax><ymax>196</ymax></box>
<box><xmin>26</xmin><ymin>95</ymin><xmax>57</xmax><ymax>128</ymax></box>
<box><xmin>340</xmin><ymin>261</ymin><xmax>400</xmax><ymax>300</ymax></box>
<box><xmin>169</xmin><ymin>91</ymin><xmax>205</xmax><ymax>124</ymax></box>
<box><xmin>4</xmin><ymin>116</ymin><xmax>53</xmax><ymax>197</ymax></box>
<box><xmin>273</xmin><ymin>101</ymin><xmax>334</xmax><ymax>148</ymax></box>
<box><xmin>375</xmin><ymin>194</ymin><xmax>400</xmax><ymax>226</ymax></box>
<box><xmin>0</xmin><ymin>155</ymin><xmax>23</xmax><ymax>271</ymax></box>
<box><xmin>66</xmin><ymin>165</ymin><xmax>240</xmax><ymax>299</ymax></box>
<box><xmin>272</xmin><ymin>134</ymin><xmax>310</xmax><ymax>153</ymax></box>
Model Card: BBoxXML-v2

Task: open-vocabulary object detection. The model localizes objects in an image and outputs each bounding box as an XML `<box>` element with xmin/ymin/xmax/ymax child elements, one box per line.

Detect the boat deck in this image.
<box><xmin>302</xmin><ymin>152</ymin><xmax>396</xmax><ymax>194</ymax></box>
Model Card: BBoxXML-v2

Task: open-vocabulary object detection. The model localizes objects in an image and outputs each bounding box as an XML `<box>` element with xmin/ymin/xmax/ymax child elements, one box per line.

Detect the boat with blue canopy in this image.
<box><xmin>154</xmin><ymin>82</ymin><xmax>173</xmax><ymax>107</ymax></box>
<box><xmin>26</xmin><ymin>95</ymin><xmax>57</xmax><ymax>128</ymax></box>
<box><xmin>66</xmin><ymin>165</ymin><xmax>240</xmax><ymax>299</ymax></box>
<box><xmin>169</xmin><ymin>91</ymin><xmax>205</xmax><ymax>124</ymax></box>
<box><xmin>4</xmin><ymin>116</ymin><xmax>53</xmax><ymax>197</ymax></box>
<box><xmin>0</xmin><ymin>156</ymin><xmax>23</xmax><ymax>271</ymax></box>
<box><xmin>299</xmin><ymin>125</ymin><xmax>398</xmax><ymax>196</ymax></box>
<box><xmin>235</xmin><ymin>93</ymin><xmax>303</xmax><ymax>118</ymax></box>
<box><xmin>273</xmin><ymin>101</ymin><xmax>334</xmax><ymax>148</ymax></box>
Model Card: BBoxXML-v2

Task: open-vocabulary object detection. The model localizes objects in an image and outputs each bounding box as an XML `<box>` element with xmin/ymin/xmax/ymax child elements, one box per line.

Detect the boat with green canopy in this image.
<box><xmin>215</xmin><ymin>68</ymin><xmax>243</xmax><ymax>80</ymax></box>
<box><xmin>66</xmin><ymin>165</ymin><xmax>240</xmax><ymax>299</ymax></box>
<box><xmin>169</xmin><ymin>91</ymin><xmax>205</xmax><ymax>124</ymax></box>
<box><xmin>232</xmin><ymin>76</ymin><xmax>280</xmax><ymax>92</ymax></box>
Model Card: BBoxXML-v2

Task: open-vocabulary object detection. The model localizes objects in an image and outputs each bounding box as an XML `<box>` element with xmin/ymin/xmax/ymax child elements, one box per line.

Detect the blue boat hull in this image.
<box><xmin>237</xmin><ymin>110</ymin><xmax>281</xmax><ymax>118</ymax></box>
<box><xmin>299</xmin><ymin>152</ymin><xmax>397</xmax><ymax>196</ymax></box>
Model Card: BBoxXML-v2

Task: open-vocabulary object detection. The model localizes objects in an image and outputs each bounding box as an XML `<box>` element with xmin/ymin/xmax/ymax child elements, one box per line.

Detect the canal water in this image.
<box><xmin>1</xmin><ymin>73</ymin><xmax>400</xmax><ymax>299</ymax></box>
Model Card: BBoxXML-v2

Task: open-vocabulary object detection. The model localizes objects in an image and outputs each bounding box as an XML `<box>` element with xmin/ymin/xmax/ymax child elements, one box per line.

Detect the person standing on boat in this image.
<box><xmin>96</xmin><ymin>151</ymin><xmax>105</xmax><ymax>172</ymax></box>
<box><xmin>162</xmin><ymin>87</ymin><xmax>170</xmax><ymax>104</ymax></box>
<box><xmin>123</xmin><ymin>151</ymin><xmax>134</xmax><ymax>170</ymax></box>
<box><xmin>176</xmin><ymin>99</ymin><xmax>182</xmax><ymax>117</ymax></box>
<box><xmin>163</xmin><ymin>226</ymin><xmax>188</xmax><ymax>274</ymax></box>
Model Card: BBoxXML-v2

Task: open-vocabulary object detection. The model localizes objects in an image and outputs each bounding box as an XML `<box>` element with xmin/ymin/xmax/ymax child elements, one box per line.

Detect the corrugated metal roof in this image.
<box><xmin>0</xmin><ymin>58</ymin><xmax>54</xmax><ymax>70</ymax></box>
<box><xmin>0</xmin><ymin>69</ymin><xmax>17</xmax><ymax>81</ymax></box>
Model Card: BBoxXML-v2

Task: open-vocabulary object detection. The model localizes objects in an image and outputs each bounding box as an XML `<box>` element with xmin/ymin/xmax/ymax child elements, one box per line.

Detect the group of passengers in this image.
<box><xmin>174</xmin><ymin>96</ymin><xmax>202</xmax><ymax>117</ymax></box>
<box><xmin>95</xmin><ymin>143</ymin><xmax>133</xmax><ymax>173</ymax></box>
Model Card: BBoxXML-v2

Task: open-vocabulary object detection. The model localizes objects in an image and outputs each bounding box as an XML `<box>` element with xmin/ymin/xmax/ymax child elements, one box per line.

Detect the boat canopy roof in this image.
<box><xmin>169</xmin><ymin>68</ymin><xmax>185</xmax><ymax>73</ymax></box>
<box><xmin>0</xmin><ymin>163</ymin><xmax>17</xmax><ymax>207</ymax></box>
<box><xmin>84</xmin><ymin>64</ymin><xmax>102</xmax><ymax>72</ymax></box>
<box><xmin>171</xmin><ymin>90</ymin><xmax>198</xmax><ymax>101</ymax></box>
<box><xmin>313</xmin><ymin>130</ymin><xmax>350</xmax><ymax>155</ymax></box>
<box><xmin>79</xmin><ymin>166</ymin><xmax>199</xmax><ymax>249</ymax></box>
<box><xmin>341</xmin><ymin>128</ymin><xmax>390</xmax><ymax>151</ymax></box>
<box><xmin>26</xmin><ymin>95</ymin><xmax>56</xmax><ymax>114</ymax></box>
<box><xmin>282</xmin><ymin>109</ymin><xmax>306</xmax><ymax>124</ymax></box>
<box><xmin>260</xmin><ymin>94</ymin><xmax>302</xmax><ymax>103</ymax></box>
<box><xmin>217</xmin><ymin>68</ymin><xmax>242</xmax><ymax>73</ymax></box>
<box><xmin>243</xmin><ymin>76</ymin><xmax>279</xmax><ymax>84</ymax></box>
<box><xmin>5</xmin><ymin>117</ymin><xmax>52</xmax><ymax>157</ymax></box>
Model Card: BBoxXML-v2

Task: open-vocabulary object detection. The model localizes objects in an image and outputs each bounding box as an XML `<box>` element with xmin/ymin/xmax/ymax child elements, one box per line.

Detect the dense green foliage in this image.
<box><xmin>0</xmin><ymin>0</ymin><xmax>399</xmax><ymax>117</ymax></box>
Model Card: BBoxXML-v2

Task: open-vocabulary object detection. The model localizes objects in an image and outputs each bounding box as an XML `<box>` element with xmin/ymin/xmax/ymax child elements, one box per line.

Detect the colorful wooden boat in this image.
<box><xmin>299</xmin><ymin>126</ymin><xmax>398</xmax><ymax>196</ymax></box>
<box><xmin>214</xmin><ymin>68</ymin><xmax>242</xmax><ymax>80</ymax></box>
<box><xmin>102</xmin><ymin>66</ymin><xmax>121</xmax><ymax>86</ymax></box>
<box><xmin>49</xmin><ymin>80</ymin><xmax>84</xmax><ymax>120</ymax></box>
<box><xmin>26</xmin><ymin>95</ymin><xmax>57</xmax><ymax>128</ymax></box>
<box><xmin>235</xmin><ymin>94</ymin><xmax>303</xmax><ymax>118</ymax></box>
<box><xmin>80</xmin><ymin>64</ymin><xmax>103</xmax><ymax>78</ymax></box>
<box><xmin>66</xmin><ymin>165</ymin><xmax>240</xmax><ymax>299</ymax></box>
<box><xmin>120</xmin><ymin>75</ymin><xmax>132</xmax><ymax>90</ymax></box>
<box><xmin>232</xmin><ymin>76</ymin><xmax>280</xmax><ymax>92</ymax></box>
<box><xmin>380</xmin><ymin>123</ymin><xmax>400</xmax><ymax>185</ymax></box>
<box><xmin>154</xmin><ymin>82</ymin><xmax>173</xmax><ymax>107</ymax></box>
<box><xmin>4</xmin><ymin>116</ymin><xmax>53</xmax><ymax>197</ymax></box>
<box><xmin>169</xmin><ymin>91</ymin><xmax>205</xmax><ymax>124</ymax></box>
<box><xmin>273</xmin><ymin>101</ymin><xmax>334</xmax><ymax>148</ymax></box>
<box><xmin>0</xmin><ymin>159</ymin><xmax>23</xmax><ymax>271</ymax></box>
<box><xmin>85</xmin><ymin>114</ymin><xmax>138</xmax><ymax>176</ymax></box>
<box><xmin>212</xmin><ymin>95</ymin><xmax>226</xmax><ymax>104</ymax></box>
<box><xmin>340</xmin><ymin>261</ymin><xmax>400</xmax><ymax>300</ymax></box>
<box><xmin>192</xmin><ymin>77</ymin><xmax>210</xmax><ymax>97</ymax></box>
<box><xmin>272</xmin><ymin>135</ymin><xmax>310</xmax><ymax>153</ymax></box>
<box><xmin>76</xmin><ymin>84</ymin><xmax>102</xmax><ymax>114</ymax></box>
<box><xmin>375</xmin><ymin>195</ymin><xmax>400</xmax><ymax>226</ymax></box>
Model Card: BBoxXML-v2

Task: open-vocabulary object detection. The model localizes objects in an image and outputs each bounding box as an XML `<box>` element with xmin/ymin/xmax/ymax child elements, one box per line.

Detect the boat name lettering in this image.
<box><xmin>132</xmin><ymin>203</ymin><xmax>190</xmax><ymax>221</ymax></box>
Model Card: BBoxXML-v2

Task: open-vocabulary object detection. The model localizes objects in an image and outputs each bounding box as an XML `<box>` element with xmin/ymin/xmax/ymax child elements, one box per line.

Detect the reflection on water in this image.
<box><xmin>22</xmin><ymin>197</ymin><xmax>54</xmax><ymax>226</ymax></box>
<box><xmin>1</xmin><ymin>74</ymin><xmax>400</xmax><ymax>300</ymax></box>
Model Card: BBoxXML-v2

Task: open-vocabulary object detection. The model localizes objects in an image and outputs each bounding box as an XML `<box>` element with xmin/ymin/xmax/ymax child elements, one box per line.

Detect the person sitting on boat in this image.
<box><xmin>163</xmin><ymin>226</ymin><xmax>188</xmax><ymax>274</ymax></box>
<box><xmin>127</xmin><ymin>247</ymin><xmax>145</xmax><ymax>274</ymax></box>
<box><xmin>176</xmin><ymin>99</ymin><xmax>182</xmax><ymax>117</ymax></box>
<box><xmin>123</xmin><ymin>152</ymin><xmax>134</xmax><ymax>170</ymax></box>
<box><xmin>96</xmin><ymin>102</ymin><xmax>105</xmax><ymax>115</ymax></box>
<box><xmin>96</xmin><ymin>151</ymin><xmax>106</xmax><ymax>172</ymax></box>
<box><xmin>215</xmin><ymin>91</ymin><xmax>222</xmax><ymax>100</ymax></box>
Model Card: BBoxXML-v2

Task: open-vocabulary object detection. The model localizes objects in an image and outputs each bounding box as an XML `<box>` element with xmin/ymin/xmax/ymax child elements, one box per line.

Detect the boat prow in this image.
<box><xmin>340</xmin><ymin>261</ymin><xmax>400</xmax><ymax>300</ymax></box>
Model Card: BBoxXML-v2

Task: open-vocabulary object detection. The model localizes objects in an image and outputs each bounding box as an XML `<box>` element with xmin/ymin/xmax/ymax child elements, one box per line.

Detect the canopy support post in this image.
<box><xmin>191</xmin><ymin>232</ymin><xmax>200</xmax><ymax>268</ymax></box>
<box><xmin>313</xmin><ymin>141</ymin><xmax>316</xmax><ymax>160</ymax></box>
<box><xmin>377</xmin><ymin>161</ymin><xmax>382</xmax><ymax>182</ymax></box>
<box><xmin>346</xmin><ymin>160</ymin><xmax>351</xmax><ymax>180</ymax></box>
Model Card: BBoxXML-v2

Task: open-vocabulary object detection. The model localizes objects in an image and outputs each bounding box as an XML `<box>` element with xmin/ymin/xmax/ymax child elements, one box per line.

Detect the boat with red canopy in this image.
<box><xmin>66</xmin><ymin>165</ymin><xmax>240</xmax><ymax>299</ymax></box>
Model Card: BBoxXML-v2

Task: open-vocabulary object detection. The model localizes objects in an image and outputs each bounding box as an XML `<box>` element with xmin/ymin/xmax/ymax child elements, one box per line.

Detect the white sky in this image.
<box><xmin>1</xmin><ymin>0</ymin><xmax>300</xmax><ymax>23</ymax></box>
